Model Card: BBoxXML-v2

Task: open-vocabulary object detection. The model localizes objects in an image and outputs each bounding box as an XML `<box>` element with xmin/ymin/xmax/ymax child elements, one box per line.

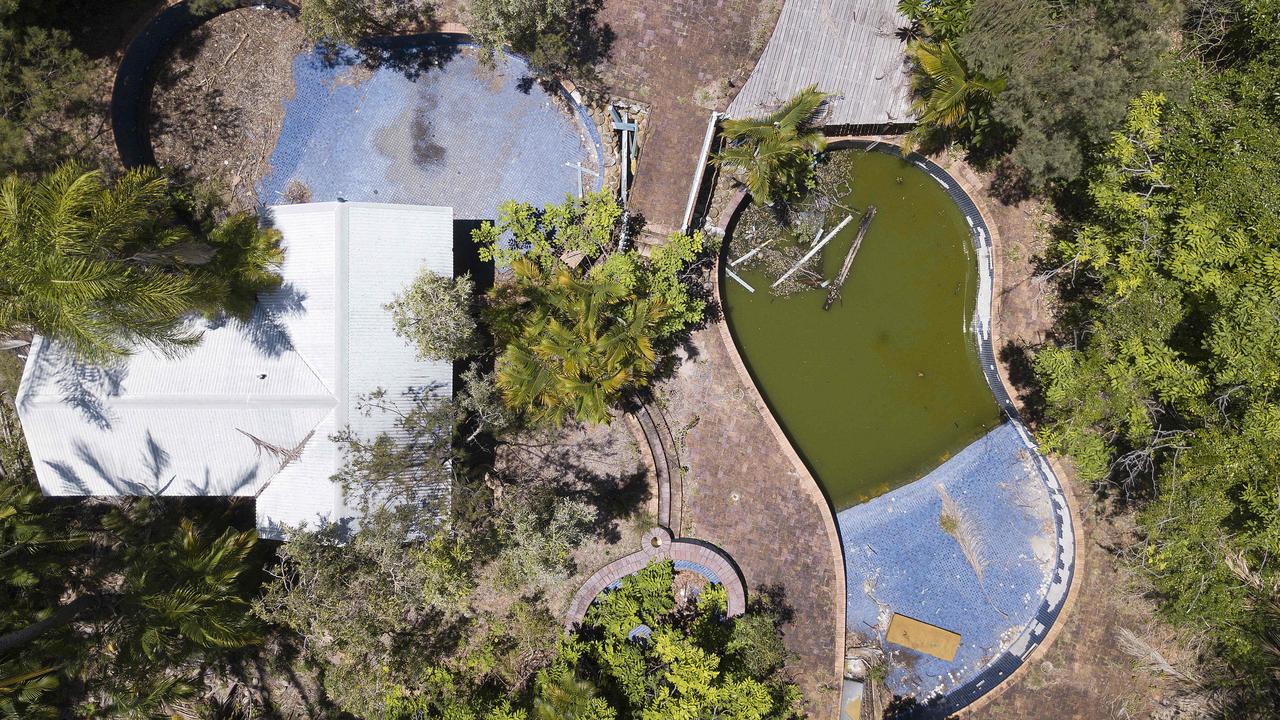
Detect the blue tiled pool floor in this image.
<box><xmin>259</xmin><ymin>44</ymin><xmax>602</xmax><ymax>219</ymax></box>
<box><xmin>838</xmin><ymin>421</ymin><xmax>1066</xmax><ymax>710</ymax></box>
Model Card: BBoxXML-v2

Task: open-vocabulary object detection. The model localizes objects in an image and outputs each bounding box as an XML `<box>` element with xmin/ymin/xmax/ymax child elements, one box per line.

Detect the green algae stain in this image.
<box><xmin>721</xmin><ymin>151</ymin><xmax>1002</xmax><ymax>510</ymax></box>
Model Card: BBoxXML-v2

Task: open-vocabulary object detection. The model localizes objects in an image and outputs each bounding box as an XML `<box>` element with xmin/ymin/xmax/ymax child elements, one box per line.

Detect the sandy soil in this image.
<box><xmin>147</xmin><ymin>7</ymin><xmax>307</xmax><ymax>211</ymax></box>
<box><xmin>491</xmin><ymin>416</ymin><xmax>654</xmax><ymax>617</ymax></box>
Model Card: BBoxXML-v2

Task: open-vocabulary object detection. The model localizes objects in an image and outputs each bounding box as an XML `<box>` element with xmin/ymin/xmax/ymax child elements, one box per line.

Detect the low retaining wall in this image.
<box><xmin>563</xmin><ymin>528</ymin><xmax>746</xmax><ymax>628</ymax></box>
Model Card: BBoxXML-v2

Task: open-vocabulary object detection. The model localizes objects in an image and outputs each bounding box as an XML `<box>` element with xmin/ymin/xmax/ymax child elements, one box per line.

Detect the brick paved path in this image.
<box><xmin>596</xmin><ymin>0</ymin><xmax>782</xmax><ymax>235</ymax></box>
<box><xmin>659</xmin><ymin>318</ymin><xmax>845</xmax><ymax>717</ymax></box>
<box><xmin>564</xmin><ymin>528</ymin><xmax>748</xmax><ymax>627</ymax></box>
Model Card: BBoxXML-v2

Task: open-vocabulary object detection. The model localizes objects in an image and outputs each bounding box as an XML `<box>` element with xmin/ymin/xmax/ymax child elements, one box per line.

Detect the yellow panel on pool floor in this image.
<box><xmin>886</xmin><ymin>613</ymin><xmax>962</xmax><ymax>661</ymax></box>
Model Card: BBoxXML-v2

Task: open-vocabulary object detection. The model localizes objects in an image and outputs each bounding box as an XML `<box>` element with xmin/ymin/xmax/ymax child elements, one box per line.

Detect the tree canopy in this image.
<box><xmin>1</xmin><ymin>377</ymin><xmax>262</xmax><ymax>717</ymax></box>
<box><xmin>900</xmin><ymin>0</ymin><xmax>1179</xmax><ymax>186</ymax></box>
<box><xmin>0</xmin><ymin>0</ymin><xmax>91</xmax><ymax>176</ymax></box>
<box><xmin>0</xmin><ymin>164</ymin><xmax>283</xmax><ymax>361</ymax></box>
<box><xmin>476</xmin><ymin>193</ymin><xmax>709</xmax><ymax>425</ymax></box>
<box><xmin>541</xmin><ymin>560</ymin><xmax>802</xmax><ymax>720</ymax></box>
<box><xmin>1032</xmin><ymin>11</ymin><xmax>1280</xmax><ymax>705</ymax></box>
<box><xmin>715</xmin><ymin>86</ymin><xmax>828</xmax><ymax>206</ymax></box>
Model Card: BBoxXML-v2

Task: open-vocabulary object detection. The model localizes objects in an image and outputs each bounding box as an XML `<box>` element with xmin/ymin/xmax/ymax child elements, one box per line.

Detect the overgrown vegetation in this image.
<box><xmin>0</xmin><ymin>0</ymin><xmax>92</xmax><ymax>177</ymax></box>
<box><xmin>467</xmin><ymin>0</ymin><xmax>613</xmax><ymax>78</ymax></box>
<box><xmin>899</xmin><ymin>0</ymin><xmax>1280</xmax><ymax>713</ymax></box>
<box><xmin>0</xmin><ymin>164</ymin><xmax>284</xmax><ymax>361</ymax></box>
<box><xmin>901</xmin><ymin>0</ymin><xmax>1179</xmax><ymax>188</ymax></box>
<box><xmin>715</xmin><ymin>85</ymin><xmax>829</xmax><ymax>206</ymax></box>
<box><xmin>2</xmin><ymin>366</ymin><xmax>264</xmax><ymax>717</ymax></box>
<box><xmin>538</xmin><ymin>560</ymin><xmax>804</xmax><ymax>720</ymax></box>
<box><xmin>474</xmin><ymin>192</ymin><xmax>709</xmax><ymax>425</ymax></box>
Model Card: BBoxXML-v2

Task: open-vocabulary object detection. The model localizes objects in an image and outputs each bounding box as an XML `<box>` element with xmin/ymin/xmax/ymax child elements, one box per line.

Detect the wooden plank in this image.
<box><xmin>772</xmin><ymin>214</ymin><xmax>853</xmax><ymax>288</ymax></box>
<box><xmin>886</xmin><ymin>613</ymin><xmax>962</xmax><ymax>661</ymax></box>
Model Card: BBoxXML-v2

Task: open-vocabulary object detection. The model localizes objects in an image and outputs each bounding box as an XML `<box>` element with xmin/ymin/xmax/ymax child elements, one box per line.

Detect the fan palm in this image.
<box><xmin>497</xmin><ymin>258</ymin><xmax>666</xmax><ymax>425</ymax></box>
<box><xmin>905</xmin><ymin>41</ymin><xmax>1005</xmax><ymax>148</ymax></box>
<box><xmin>0</xmin><ymin>164</ymin><xmax>282</xmax><ymax>362</ymax></box>
<box><xmin>715</xmin><ymin>85</ymin><xmax>829</xmax><ymax>205</ymax></box>
<box><xmin>119</xmin><ymin>518</ymin><xmax>261</xmax><ymax>659</ymax></box>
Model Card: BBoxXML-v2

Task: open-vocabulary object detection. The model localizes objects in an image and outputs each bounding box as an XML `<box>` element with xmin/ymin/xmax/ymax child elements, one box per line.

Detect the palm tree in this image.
<box><xmin>715</xmin><ymin>85</ymin><xmax>829</xmax><ymax>206</ymax></box>
<box><xmin>116</xmin><ymin>518</ymin><xmax>260</xmax><ymax>659</ymax></box>
<box><xmin>904</xmin><ymin>41</ymin><xmax>1005</xmax><ymax>150</ymax></box>
<box><xmin>496</xmin><ymin>258</ymin><xmax>666</xmax><ymax>426</ymax></box>
<box><xmin>534</xmin><ymin>669</ymin><xmax>614</xmax><ymax>720</ymax></box>
<box><xmin>0</xmin><ymin>164</ymin><xmax>282</xmax><ymax>362</ymax></box>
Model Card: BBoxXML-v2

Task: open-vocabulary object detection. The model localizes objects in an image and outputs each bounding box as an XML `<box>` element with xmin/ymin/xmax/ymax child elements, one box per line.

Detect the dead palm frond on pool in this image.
<box><xmin>936</xmin><ymin>483</ymin><xmax>1006</xmax><ymax>616</ymax></box>
<box><xmin>715</xmin><ymin>85</ymin><xmax>829</xmax><ymax>206</ymax></box>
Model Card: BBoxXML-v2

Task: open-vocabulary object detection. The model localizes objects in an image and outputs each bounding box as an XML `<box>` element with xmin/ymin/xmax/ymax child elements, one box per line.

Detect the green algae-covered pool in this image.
<box><xmin>721</xmin><ymin>150</ymin><xmax>1002</xmax><ymax>509</ymax></box>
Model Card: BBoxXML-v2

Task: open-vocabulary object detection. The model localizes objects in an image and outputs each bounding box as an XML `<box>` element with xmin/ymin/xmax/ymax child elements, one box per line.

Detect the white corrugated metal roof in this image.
<box><xmin>16</xmin><ymin>202</ymin><xmax>454</xmax><ymax>537</ymax></box>
<box><xmin>727</xmin><ymin>0</ymin><xmax>914</xmax><ymax>126</ymax></box>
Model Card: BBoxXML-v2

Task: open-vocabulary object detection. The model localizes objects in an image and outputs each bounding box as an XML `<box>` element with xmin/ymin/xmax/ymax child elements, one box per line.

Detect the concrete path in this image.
<box><xmin>596</xmin><ymin>0</ymin><xmax>783</xmax><ymax>235</ymax></box>
<box><xmin>564</xmin><ymin>528</ymin><xmax>747</xmax><ymax>628</ymax></box>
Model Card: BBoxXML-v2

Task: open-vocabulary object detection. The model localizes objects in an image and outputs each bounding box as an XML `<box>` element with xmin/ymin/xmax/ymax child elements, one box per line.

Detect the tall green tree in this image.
<box><xmin>386</xmin><ymin>268</ymin><xmax>481</xmax><ymax>363</ymax></box>
<box><xmin>0</xmin><ymin>0</ymin><xmax>91</xmax><ymax>175</ymax></box>
<box><xmin>533</xmin><ymin>670</ymin><xmax>614</xmax><ymax>720</ymax></box>
<box><xmin>467</xmin><ymin>0</ymin><xmax>610</xmax><ymax>77</ymax></box>
<box><xmin>477</xmin><ymin>193</ymin><xmax>707</xmax><ymax>339</ymax></box>
<box><xmin>903</xmin><ymin>40</ymin><xmax>1005</xmax><ymax>150</ymax></box>
<box><xmin>494</xmin><ymin>258</ymin><xmax>666</xmax><ymax>426</ymax></box>
<box><xmin>0</xmin><ymin>164</ymin><xmax>283</xmax><ymax>362</ymax></box>
<box><xmin>715</xmin><ymin>86</ymin><xmax>829</xmax><ymax>206</ymax></box>
<box><xmin>544</xmin><ymin>561</ymin><xmax>802</xmax><ymax>720</ymax></box>
<box><xmin>957</xmin><ymin>0</ymin><xmax>1179</xmax><ymax>184</ymax></box>
<box><xmin>1036</xmin><ymin>88</ymin><xmax>1280</xmax><ymax>709</ymax></box>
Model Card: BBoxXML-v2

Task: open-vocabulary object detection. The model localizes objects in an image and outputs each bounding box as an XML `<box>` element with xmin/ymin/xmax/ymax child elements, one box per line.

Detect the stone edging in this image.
<box><xmin>707</xmin><ymin>217</ymin><xmax>848</xmax><ymax>720</ymax></box>
<box><xmin>927</xmin><ymin>154</ymin><xmax>1086</xmax><ymax>718</ymax></box>
<box><xmin>869</xmin><ymin>142</ymin><xmax>1077</xmax><ymax>718</ymax></box>
<box><xmin>630</xmin><ymin>402</ymin><xmax>684</xmax><ymax>533</ymax></box>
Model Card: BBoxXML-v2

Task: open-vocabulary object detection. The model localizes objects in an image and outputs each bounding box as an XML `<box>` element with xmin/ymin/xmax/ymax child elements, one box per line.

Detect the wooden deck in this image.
<box><xmin>726</xmin><ymin>0</ymin><xmax>913</xmax><ymax>126</ymax></box>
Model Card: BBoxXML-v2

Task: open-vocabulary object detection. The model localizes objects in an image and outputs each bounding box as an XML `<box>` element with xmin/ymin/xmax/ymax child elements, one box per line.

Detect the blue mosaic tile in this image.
<box><xmin>838</xmin><ymin>422</ymin><xmax>1057</xmax><ymax>707</ymax></box>
<box><xmin>259</xmin><ymin>44</ymin><xmax>603</xmax><ymax>219</ymax></box>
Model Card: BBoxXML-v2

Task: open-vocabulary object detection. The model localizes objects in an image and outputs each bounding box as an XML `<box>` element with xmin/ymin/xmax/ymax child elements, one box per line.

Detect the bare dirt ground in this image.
<box><xmin>492</xmin><ymin>416</ymin><xmax>654</xmax><ymax>617</ymax></box>
<box><xmin>934</xmin><ymin>153</ymin><xmax>1185</xmax><ymax>720</ymax></box>
<box><xmin>657</xmin><ymin>328</ymin><xmax>845</xmax><ymax>716</ymax></box>
<box><xmin>147</xmin><ymin>7</ymin><xmax>308</xmax><ymax>211</ymax></box>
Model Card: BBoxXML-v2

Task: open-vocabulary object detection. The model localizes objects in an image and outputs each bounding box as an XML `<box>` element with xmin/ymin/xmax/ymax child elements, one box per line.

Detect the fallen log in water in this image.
<box><xmin>771</xmin><ymin>215</ymin><xmax>854</xmax><ymax>289</ymax></box>
<box><xmin>823</xmin><ymin>205</ymin><xmax>878</xmax><ymax>311</ymax></box>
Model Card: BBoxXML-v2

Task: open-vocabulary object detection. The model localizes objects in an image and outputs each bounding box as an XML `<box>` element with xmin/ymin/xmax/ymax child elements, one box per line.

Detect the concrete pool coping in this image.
<box><xmin>709</xmin><ymin>192</ymin><xmax>848</xmax><ymax>720</ymax></box>
<box><xmin>709</xmin><ymin>138</ymin><xmax>1082</xmax><ymax>717</ymax></box>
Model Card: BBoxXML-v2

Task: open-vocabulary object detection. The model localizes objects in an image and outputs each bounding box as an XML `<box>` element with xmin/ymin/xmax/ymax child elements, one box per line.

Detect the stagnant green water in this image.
<box><xmin>722</xmin><ymin>151</ymin><xmax>1001</xmax><ymax>509</ymax></box>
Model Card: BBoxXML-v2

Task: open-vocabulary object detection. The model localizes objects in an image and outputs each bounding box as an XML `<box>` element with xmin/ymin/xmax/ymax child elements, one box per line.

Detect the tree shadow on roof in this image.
<box><xmin>21</xmin><ymin>345</ymin><xmax>128</xmax><ymax>430</ymax></box>
<box><xmin>204</xmin><ymin>280</ymin><xmax>308</xmax><ymax>359</ymax></box>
